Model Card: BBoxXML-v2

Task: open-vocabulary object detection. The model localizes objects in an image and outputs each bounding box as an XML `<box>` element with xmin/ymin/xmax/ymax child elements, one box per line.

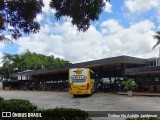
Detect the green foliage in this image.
<box><xmin>122</xmin><ymin>78</ymin><xmax>136</xmax><ymax>91</ymax></box>
<box><xmin>0</xmin><ymin>0</ymin><xmax>44</xmax><ymax>40</ymax></box>
<box><xmin>37</xmin><ymin>108</ymin><xmax>91</xmax><ymax>120</ymax></box>
<box><xmin>0</xmin><ymin>97</ymin><xmax>3</xmax><ymax>115</ymax></box>
<box><xmin>0</xmin><ymin>51</ymin><xmax>70</xmax><ymax>80</ymax></box>
<box><xmin>0</xmin><ymin>0</ymin><xmax>110</xmax><ymax>40</ymax></box>
<box><xmin>0</xmin><ymin>53</ymin><xmax>15</xmax><ymax>80</ymax></box>
<box><xmin>0</xmin><ymin>97</ymin><xmax>2</xmax><ymax>101</ymax></box>
<box><xmin>0</xmin><ymin>67</ymin><xmax>10</xmax><ymax>80</ymax></box>
<box><xmin>50</xmin><ymin>0</ymin><xmax>107</xmax><ymax>32</ymax></box>
<box><xmin>1</xmin><ymin>99</ymin><xmax>37</xmax><ymax>112</ymax></box>
<box><xmin>0</xmin><ymin>96</ymin><xmax>4</xmax><ymax>102</ymax></box>
<box><xmin>153</xmin><ymin>31</ymin><xmax>160</xmax><ymax>49</ymax></box>
<box><xmin>20</xmin><ymin>51</ymin><xmax>69</xmax><ymax>70</ymax></box>
<box><xmin>0</xmin><ymin>98</ymin><xmax>91</xmax><ymax>120</ymax></box>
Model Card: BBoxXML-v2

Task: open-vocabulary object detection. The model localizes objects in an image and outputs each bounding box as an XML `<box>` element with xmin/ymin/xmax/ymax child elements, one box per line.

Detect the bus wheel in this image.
<box><xmin>91</xmin><ymin>89</ymin><xmax>93</xmax><ymax>95</ymax></box>
<box><xmin>73</xmin><ymin>95</ymin><xmax>78</xmax><ymax>98</ymax></box>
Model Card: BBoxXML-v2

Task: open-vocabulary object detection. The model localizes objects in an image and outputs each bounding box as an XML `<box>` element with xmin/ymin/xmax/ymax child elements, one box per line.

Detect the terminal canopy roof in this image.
<box><xmin>12</xmin><ymin>55</ymin><xmax>146</xmax><ymax>76</ymax></box>
<box><xmin>126</xmin><ymin>66</ymin><xmax>160</xmax><ymax>75</ymax></box>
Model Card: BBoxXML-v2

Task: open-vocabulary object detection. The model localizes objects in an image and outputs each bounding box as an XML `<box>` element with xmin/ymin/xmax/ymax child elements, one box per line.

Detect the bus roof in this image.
<box><xmin>69</xmin><ymin>68</ymin><xmax>95</xmax><ymax>73</ymax></box>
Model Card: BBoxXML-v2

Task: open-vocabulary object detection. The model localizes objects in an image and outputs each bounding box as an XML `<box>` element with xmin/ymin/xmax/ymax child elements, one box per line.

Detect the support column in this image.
<box><xmin>148</xmin><ymin>74</ymin><xmax>151</xmax><ymax>92</ymax></box>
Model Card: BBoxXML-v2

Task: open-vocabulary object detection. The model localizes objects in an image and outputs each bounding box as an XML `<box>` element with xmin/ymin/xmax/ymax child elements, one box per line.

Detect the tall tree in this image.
<box><xmin>2</xmin><ymin>53</ymin><xmax>13</xmax><ymax>67</ymax></box>
<box><xmin>153</xmin><ymin>31</ymin><xmax>160</xmax><ymax>49</ymax></box>
<box><xmin>1</xmin><ymin>53</ymin><xmax>14</xmax><ymax>80</ymax></box>
<box><xmin>50</xmin><ymin>0</ymin><xmax>106</xmax><ymax>32</ymax></box>
<box><xmin>0</xmin><ymin>0</ymin><xmax>44</xmax><ymax>40</ymax></box>
<box><xmin>0</xmin><ymin>0</ymin><xmax>109</xmax><ymax>41</ymax></box>
<box><xmin>0</xmin><ymin>67</ymin><xmax>10</xmax><ymax>80</ymax></box>
<box><xmin>0</xmin><ymin>51</ymin><xmax>70</xmax><ymax>80</ymax></box>
<box><xmin>12</xmin><ymin>54</ymin><xmax>25</xmax><ymax>72</ymax></box>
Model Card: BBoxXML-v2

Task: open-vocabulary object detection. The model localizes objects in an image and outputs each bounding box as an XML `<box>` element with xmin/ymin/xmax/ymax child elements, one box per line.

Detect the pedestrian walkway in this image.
<box><xmin>116</xmin><ymin>92</ymin><xmax>160</xmax><ymax>96</ymax></box>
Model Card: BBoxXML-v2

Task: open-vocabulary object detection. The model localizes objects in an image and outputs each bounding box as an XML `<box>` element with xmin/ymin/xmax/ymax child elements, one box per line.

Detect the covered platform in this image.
<box><xmin>5</xmin><ymin>55</ymin><xmax>152</xmax><ymax>92</ymax></box>
<box><xmin>125</xmin><ymin>66</ymin><xmax>160</xmax><ymax>92</ymax></box>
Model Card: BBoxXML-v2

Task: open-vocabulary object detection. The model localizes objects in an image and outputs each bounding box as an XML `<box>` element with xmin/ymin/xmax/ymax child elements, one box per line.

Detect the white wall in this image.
<box><xmin>18</xmin><ymin>75</ymin><xmax>28</xmax><ymax>80</ymax></box>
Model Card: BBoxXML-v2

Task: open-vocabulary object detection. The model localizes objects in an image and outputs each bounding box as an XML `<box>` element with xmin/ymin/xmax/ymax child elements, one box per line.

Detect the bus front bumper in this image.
<box><xmin>69</xmin><ymin>89</ymin><xmax>91</xmax><ymax>95</ymax></box>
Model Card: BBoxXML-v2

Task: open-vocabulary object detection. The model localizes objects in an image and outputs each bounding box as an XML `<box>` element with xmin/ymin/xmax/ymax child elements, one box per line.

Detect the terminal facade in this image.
<box><xmin>3</xmin><ymin>55</ymin><xmax>160</xmax><ymax>92</ymax></box>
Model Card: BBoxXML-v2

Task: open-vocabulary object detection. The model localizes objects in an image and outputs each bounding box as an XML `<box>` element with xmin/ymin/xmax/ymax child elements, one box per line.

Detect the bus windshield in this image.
<box><xmin>69</xmin><ymin>68</ymin><xmax>88</xmax><ymax>85</ymax></box>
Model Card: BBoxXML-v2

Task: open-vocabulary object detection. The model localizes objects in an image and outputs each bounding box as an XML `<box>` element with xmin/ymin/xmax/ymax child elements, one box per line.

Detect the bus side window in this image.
<box><xmin>90</xmin><ymin>72</ymin><xmax>94</xmax><ymax>79</ymax></box>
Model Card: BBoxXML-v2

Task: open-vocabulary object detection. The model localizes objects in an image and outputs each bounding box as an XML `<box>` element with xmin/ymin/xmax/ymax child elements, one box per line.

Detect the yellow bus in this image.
<box><xmin>68</xmin><ymin>68</ymin><xmax>96</xmax><ymax>97</ymax></box>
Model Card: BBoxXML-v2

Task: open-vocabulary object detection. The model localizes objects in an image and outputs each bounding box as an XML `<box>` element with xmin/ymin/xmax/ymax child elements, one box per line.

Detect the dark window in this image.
<box><xmin>146</xmin><ymin>61</ymin><xmax>149</xmax><ymax>66</ymax></box>
<box><xmin>90</xmin><ymin>71</ymin><xmax>95</xmax><ymax>79</ymax></box>
<box><xmin>153</xmin><ymin>60</ymin><xmax>156</xmax><ymax>66</ymax></box>
<box><xmin>150</xmin><ymin>61</ymin><xmax>153</xmax><ymax>66</ymax></box>
<box><xmin>147</xmin><ymin>60</ymin><xmax>156</xmax><ymax>66</ymax></box>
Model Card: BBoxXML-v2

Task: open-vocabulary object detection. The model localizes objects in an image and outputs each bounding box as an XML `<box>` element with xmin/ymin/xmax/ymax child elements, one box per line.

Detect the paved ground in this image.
<box><xmin>117</xmin><ymin>92</ymin><xmax>160</xmax><ymax>96</ymax></box>
<box><xmin>0</xmin><ymin>90</ymin><xmax>160</xmax><ymax>120</ymax></box>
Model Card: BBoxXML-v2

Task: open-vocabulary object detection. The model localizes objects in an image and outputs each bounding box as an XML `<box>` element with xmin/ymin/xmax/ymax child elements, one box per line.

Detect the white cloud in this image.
<box><xmin>102</xmin><ymin>20</ymin><xmax>156</xmax><ymax>57</ymax></box>
<box><xmin>0</xmin><ymin>43</ymin><xmax>5</xmax><ymax>67</ymax></box>
<box><xmin>124</xmin><ymin>0</ymin><xmax>160</xmax><ymax>21</ymax></box>
<box><xmin>16</xmin><ymin>27</ymin><xmax>64</xmax><ymax>56</ymax></box>
<box><xmin>103</xmin><ymin>1</ymin><xmax>112</xmax><ymax>13</ymax></box>
<box><xmin>42</xmin><ymin>0</ymin><xmax>55</xmax><ymax>15</ymax></box>
<box><xmin>0</xmin><ymin>42</ymin><xmax>5</xmax><ymax>49</ymax></box>
<box><xmin>1</xmin><ymin>0</ymin><xmax>159</xmax><ymax>65</ymax></box>
<box><xmin>36</xmin><ymin>1</ymin><xmax>56</xmax><ymax>22</ymax></box>
<box><xmin>101</xmin><ymin>19</ymin><xmax>124</xmax><ymax>34</ymax></box>
<box><xmin>36</xmin><ymin>14</ymin><xmax>44</xmax><ymax>22</ymax></box>
<box><xmin>48</xmin><ymin>52</ymin><xmax>65</xmax><ymax>59</ymax></box>
<box><xmin>124</xmin><ymin>0</ymin><xmax>157</xmax><ymax>14</ymax></box>
<box><xmin>15</xmin><ymin>18</ymin><xmax>158</xmax><ymax>63</ymax></box>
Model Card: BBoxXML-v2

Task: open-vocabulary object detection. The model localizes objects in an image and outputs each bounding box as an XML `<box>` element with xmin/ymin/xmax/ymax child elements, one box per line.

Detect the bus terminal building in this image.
<box><xmin>4</xmin><ymin>55</ymin><xmax>160</xmax><ymax>92</ymax></box>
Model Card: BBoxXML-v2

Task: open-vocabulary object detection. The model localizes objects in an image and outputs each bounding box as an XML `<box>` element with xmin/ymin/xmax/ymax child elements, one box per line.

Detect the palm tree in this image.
<box><xmin>12</xmin><ymin>54</ymin><xmax>25</xmax><ymax>72</ymax></box>
<box><xmin>2</xmin><ymin>53</ymin><xmax>13</xmax><ymax>67</ymax></box>
<box><xmin>1</xmin><ymin>53</ymin><xmax>14</xmax><ymax>80</ymax></box>
<box><xmin>153</xmin><ymin>31</ymin><xmax>160</xmax><ymax>49</ymax></box>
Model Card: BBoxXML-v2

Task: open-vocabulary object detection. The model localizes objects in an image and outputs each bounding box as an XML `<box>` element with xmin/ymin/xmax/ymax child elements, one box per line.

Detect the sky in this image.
<box><xmin>1</xmin><ymin>0</ymin><xmax>160</xmax><ymax>63</ymax></box>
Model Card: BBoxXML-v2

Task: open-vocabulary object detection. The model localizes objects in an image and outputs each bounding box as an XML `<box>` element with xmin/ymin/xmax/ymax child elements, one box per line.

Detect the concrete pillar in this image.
<box><xmin>0</xmin><ymin>81</ymin><xmax>2</xmax><ymax>90</ymax></box>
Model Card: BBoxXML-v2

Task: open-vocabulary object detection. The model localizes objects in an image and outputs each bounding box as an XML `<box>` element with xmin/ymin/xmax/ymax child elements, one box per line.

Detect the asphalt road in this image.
<box><xmin>0</xmin><ymin>91</ymin><xmax>160</xmax><ymax>120</ymax></box>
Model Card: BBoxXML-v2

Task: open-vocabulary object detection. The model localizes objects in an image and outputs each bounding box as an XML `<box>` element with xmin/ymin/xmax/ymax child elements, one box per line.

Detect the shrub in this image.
<box><xmin>122</xmin><ymin>78</ymin><xmax>136</xmax><ymax>91</ymax></box>
<box><xmin>0</xmin><ymin>98</ymin><xmax>91</xmax><ymax>120</ymax></box>
<box><xmin>0</xmin><ymin>96</ymin><xmax>4</xmax><ymax>102</ymax></box>
<box><xmin>0</xmin><ymin>97</ymin><xmax>4</xmax><ymax>101</ymax></box>
<box><xmin>0</xmin><ymin>97</ymin><xmax>4</xmax><ymax>112</ymax></box>
<box><xmin>1</xmin><ymin>99</ymin><xmax>37</xmax><ymax>112</ymax></box>
<box><xmin>36</xmin><ymin>108</ymin><xmax>91</xmax><ymax>120</ymax></box>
